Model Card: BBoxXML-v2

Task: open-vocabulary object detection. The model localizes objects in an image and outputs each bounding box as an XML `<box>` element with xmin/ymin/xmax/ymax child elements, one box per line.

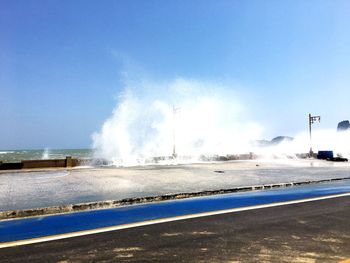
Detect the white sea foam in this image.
<box><xmin>92</xmin><ymin>77</ymin><xmax>350</xmax><ymax>166</ymax></box>
<box><xmin>92</xmin><ymin>78</ymin><xmax>263</xmax><ymax>165</ymax></box>
<box><xmin>0</xmin><ymin>151</ymin><xmax>14</xmax><ymax>154</ymax></box>
<box><xmin>261</xmin><ymin>129</ymin><xmax>350</xmax><ymax>159</ymax></box>
<box><xmin>41</xmin><ymin>148</ymin><xmax>50</xmax><ymax>159</ymax></box>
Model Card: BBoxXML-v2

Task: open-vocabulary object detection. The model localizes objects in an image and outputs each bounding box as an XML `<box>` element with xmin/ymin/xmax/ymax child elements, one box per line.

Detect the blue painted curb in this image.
<box><xmin>1</xmin><ymin>180</ymin><xmax>350</xmax><ymax>243</ymax></box>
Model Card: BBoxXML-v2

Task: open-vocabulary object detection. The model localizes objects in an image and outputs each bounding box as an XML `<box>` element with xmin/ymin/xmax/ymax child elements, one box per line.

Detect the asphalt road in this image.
<box><xmin>2</xmin><ymin>180</ymin><xmax>350</xmax><ymax>244</ymax></box>
<box><xmin>2</xmin><ymin>195</ymin><xmax>350</xmax><ymax>263</ymax></box>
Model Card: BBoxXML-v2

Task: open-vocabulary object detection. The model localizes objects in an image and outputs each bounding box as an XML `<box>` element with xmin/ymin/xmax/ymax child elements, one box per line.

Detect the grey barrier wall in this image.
<box><xmin>0</xmin><ymin>157</ymin><xmax>80</xmax><ymax>170</ymax></box>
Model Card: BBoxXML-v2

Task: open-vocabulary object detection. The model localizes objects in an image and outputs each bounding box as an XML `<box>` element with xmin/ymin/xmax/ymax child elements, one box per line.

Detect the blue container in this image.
<box><xmin>317</xmin><ymin>151</ymin><xmax>334</xmax><ymax>159</ymax></box>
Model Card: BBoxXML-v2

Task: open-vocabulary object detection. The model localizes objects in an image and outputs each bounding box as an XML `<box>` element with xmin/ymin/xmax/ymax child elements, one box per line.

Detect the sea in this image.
<box><xmin>0</xmin><ymin>149</ymin><xmax>92</xmax><ymax>163</ymax></box>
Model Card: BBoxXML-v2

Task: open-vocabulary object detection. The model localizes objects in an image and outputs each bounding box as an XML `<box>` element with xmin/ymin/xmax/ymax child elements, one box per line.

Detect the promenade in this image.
<box><xmin>1</xmin><ymin>159</ymin><xmax>349</xmax><ymax>212</ymax></box>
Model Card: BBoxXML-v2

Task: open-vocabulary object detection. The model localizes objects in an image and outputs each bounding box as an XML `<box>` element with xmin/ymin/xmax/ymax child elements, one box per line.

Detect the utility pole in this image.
<box><xmin>172</xmin><ymin>106</ymin><xmax>180</xmax><ymax>158</ymax></box>
<box><xmin>308</xmin><ymin>113</ymin><xmax>321</xmax><ymax>157</ymax></box>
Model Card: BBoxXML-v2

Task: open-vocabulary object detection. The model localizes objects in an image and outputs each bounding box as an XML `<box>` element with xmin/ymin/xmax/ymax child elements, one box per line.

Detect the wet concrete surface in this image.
<box><xmin>1</xmin><ymin>159</ymin><xmax>350</xmax><ymax>212</ymax></box>
<box><xmin>2</xmin><ymin>195</ymin><xmax>350</xmax><ymax>262</ymax></box>
<box><xmin>3</xmin><ymin>177</ymin><xmax>349</xmax><ymax>220</ymax></box>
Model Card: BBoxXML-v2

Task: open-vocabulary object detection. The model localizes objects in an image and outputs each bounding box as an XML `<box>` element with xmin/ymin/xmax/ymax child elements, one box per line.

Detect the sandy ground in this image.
<box><xmin>0</xmin><ymin>159</ymin><xmax>349</xmax><ymax>211</ymax></box>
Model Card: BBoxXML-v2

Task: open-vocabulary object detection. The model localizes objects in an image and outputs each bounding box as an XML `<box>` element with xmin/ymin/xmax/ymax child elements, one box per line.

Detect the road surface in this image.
<box><xmin>1</xmin><ymin>195</ymin><xmax>350</xmax><ymax>262</ymax></box>
<box><xmin>1</xmin><ymin>181</ymin><xmax>350</xmax><ymax>262</ymax></box>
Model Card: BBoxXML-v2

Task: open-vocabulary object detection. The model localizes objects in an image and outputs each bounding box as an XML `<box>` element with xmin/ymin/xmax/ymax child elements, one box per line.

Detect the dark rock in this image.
<box><xmin>270</xmin><ymin>136</ymin><xmax>294</xmax><ymax>145</ymax></box>
<box><xmin>328</xmin><ymin>157</ymin><xmax>348</xmax><ymax>162</ymax></box>
<box><xmin>337</xmin><ymin>120</ymin><xmax>350</xmax><ymax>132</ymax></box>
<box><xmin>254</xmin><ymin>136</ymin><xmax>294</xmax><ymax>147</ymax></box>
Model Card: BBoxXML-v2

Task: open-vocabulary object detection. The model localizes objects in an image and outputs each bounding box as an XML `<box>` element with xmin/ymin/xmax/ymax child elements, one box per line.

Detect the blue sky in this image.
<box><xmin>1</xmin><ymin>0</ymin><xmax>350</xmax><ymax>149</ymax></box>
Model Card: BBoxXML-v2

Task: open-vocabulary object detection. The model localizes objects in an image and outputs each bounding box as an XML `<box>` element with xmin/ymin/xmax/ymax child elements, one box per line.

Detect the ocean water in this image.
<box><xmin>0</xmin><ymin>149</ymin><xmax>92</xmax><ymax>163</ymax></box>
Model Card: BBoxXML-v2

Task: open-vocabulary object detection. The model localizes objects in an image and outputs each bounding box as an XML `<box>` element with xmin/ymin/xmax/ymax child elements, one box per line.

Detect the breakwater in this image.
<box><xmin>0</xmin><ymin>153</ymin><xmax>313</xmax><ymax>170</ymax></box>
<box><xmin>0</xmin><ymin>157</ymin><xmax>87</xmax><ymax>170</ymax></box>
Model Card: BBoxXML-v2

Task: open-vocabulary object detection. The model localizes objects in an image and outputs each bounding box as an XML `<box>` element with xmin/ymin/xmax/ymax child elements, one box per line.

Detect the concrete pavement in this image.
<box><xmin>1</xmin><ymin>159</ymin><xmax>350</xmax><ymax>212</ymax></box>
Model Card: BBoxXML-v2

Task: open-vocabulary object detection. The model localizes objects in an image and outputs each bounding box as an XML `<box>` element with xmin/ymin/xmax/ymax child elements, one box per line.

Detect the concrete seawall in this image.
<box><xmin>0</xmin><ymin>157</ymin><xmax>88</xmax><ymax>170</ymax></box>
<box><xmin>0</xmin><ymin>153</ymin><xmax>313</xmax><ymax>170</ymax></box>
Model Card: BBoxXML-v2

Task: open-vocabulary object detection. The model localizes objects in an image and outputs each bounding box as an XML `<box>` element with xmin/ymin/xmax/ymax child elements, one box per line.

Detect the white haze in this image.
<box><xmin>255</xmin><ymin>130</ymin><xmax>350</xmax><ymax>159</ymax></box>
<box><xmin>41</xmin><ymin>148</ymin><xmax>50</xmax><ymax>160</ymax></box>
<box><xmin>92</xmin><ymin>78</ymin><xmax>262</xmax><ymax>165</ymax></box>
<box><xmin>92</xmin><ymin>78</ymin><xmax>350</xmax><ymax>165</ymax></box>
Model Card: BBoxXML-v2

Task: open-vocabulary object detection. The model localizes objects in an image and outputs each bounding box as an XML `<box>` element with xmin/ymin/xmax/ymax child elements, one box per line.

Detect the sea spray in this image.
<box><xmin>254</xmin><ymin>129</ymin><xmax>350</xmax><ymax>159</ymax></box>
<box><xmin>41</xmin><ymin>148</ymin><xmax>50</xmax><ymax>159</ymax></box>
<box><xmin>92</xmin><ymin>78</ymin><xmax>350</xmax><ymax>165</ymax></box>
<box><xmin>92</xmin><ymin>78</ymin><xmax>263</xmax><ymax>165</ymax></box>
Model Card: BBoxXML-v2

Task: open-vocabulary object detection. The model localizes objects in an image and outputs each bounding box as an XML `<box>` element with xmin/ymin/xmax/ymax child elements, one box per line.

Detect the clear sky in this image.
<box><xmin>1</xmin><ymin>0</ymin><xmax>350</xmax><ymax>150</ymax></box>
